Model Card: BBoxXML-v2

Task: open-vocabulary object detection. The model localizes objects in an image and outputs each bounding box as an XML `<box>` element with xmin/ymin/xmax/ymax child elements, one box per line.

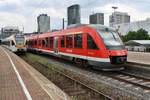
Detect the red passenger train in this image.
<box><xmin>26</xmin><ymin>24</ymin><xmax>127</xmax><ymax>71</ymax></box>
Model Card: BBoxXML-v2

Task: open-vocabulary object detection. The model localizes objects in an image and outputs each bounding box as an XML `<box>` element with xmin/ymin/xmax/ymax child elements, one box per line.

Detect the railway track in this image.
<box><xmin>48</xmin><ymin>55</ymin><xmax>150</xmax><ymax>93</ymax></box>
<box><xmin>51</xmin><ymin>65</ymin><xmax>113</xmax><ymax>100</ymax></box>
<box><xmin>105</xmin><ymin>71</ymin><xmax>150</xmax><ymax>94</ymax></box>
<box><xmin>22</xmin><ymin>53</ymin><xmax>150</xmax><ymax>99</ymax></box>
<box><xmin>117</xmin><ymin>72</ymin><xmax>150</xmax><ymax>91</ymax></box>
<box><xmin>25</xmin><ymin>59</ymin><xmax>113</xmax><ymax>100</ymax></box>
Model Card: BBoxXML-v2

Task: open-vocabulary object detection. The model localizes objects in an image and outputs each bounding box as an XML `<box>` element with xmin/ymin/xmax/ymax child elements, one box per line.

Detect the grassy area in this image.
<box><xmin>23</xmin><ymin>53</ymin><xmax>61</xmax><ymax>75</ymax></box>
<box><xmin>23</xmin><ymin>53</ymin><xmax>79</xmax><ymax>100</ymax></box>
<box><xmin>22</xmin><ymin>53</ymin><xmax>138</xmax><ymax>100</ymax></box>
<box><xmin>24</xmin><ymin>53</ymin><xmax>49</xmax><ymax>65</ymax></box>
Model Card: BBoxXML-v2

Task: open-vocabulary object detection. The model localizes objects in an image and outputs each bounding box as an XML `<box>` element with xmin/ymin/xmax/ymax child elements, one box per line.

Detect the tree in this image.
<box><xmin>136</xmin><ymin>28</ymin><xmax>149</xmax><ymax>40</ymax></box>
<box><xmin>122</xmin><ymin>28</ymin><xmax>150</xmax><ymax>42</ymax></box>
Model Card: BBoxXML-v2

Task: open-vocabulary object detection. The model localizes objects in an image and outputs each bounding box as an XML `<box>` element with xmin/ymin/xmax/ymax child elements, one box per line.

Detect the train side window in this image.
<box><xmin>28</xmin><ymin>40</ymin><xmax>30</xmax><ymax>46</ymax></box>
<box><xmin>25</xmin><ymin>41</ymin><xmax>27</xmax><ymax>45</ymax></box>
<box><xmin>35</xmin><ymin>40</ymin><xmax>37</xmax><ymax>46</ymax></box>
<box><xmin>42</xmin><ymin>39</ymin><xmax>45</xmax><ymax>47</ymax></box>
<box><xmin>33</xmin><ymin>40</ymin><xmax>35</xmax><ymax>46</ymax></box>
<box><xmin>32</xmin><ymin>40</ymin><xmax>34</xmax><ymax>46</ymax></box>
<box><xmin>45</xmin><ymin>37</ymin><xmax>48</xmax><ymax>47</ymax></box>
<box><xmin>38</xmin><ymin>39</ymin><xmax>41</xmax><ymax>46</ymax></box>
<box><xmin>40</xmin><ymin>39</ymin><xmax>42</xmax><ymax>46</ymax></box>
<box><xmin>66</xmin><ymin>35</ymin><xmax>72</xmax><ymax>48</ymax></box>
<box><xmin>54</xmin><ymin>37</ymin><xmax>58</xmax><ymax>48</ymax></box>
<box><xmin>37</xmin><ymin>40</ymin><xmax>39</xmax><ymax>46</ymax></box>
<box><xmin>30</xmin><ymin>40</ymin><xmax>32</xmax><ymax>46</ymax></box>
<box><xmin>8</xmin><ymin>41</ymin><xmax>10</xmax><ymax>46</ymax></box>
<box><xmin>50</xmin><ymin>37</ymin><xmax>53</xmax><ymax>48</ymax></box>
<box><xmin>5</xmin><ymin>41</ymin><xmax>10</xmax><ymax>46</ymax></box>
<box><xmin>87</xmin><ymin>34</ymin><xmax>99</xmax><ymax>50</ymax></box>
<box><xmin>11</xmin><ymin>40</ymin><xmax>15</xmax><ymax>46</ymax></box>
<box><xmin>60</xmin><ymin>36</ymin><xmax>65</xmax><ymax>48</ymax></box>
<box><xmin>74</xmin><ymin>34</ymin><xmax>82</xmax><ymax>48</ymax></box>
<box><xmin>31</xmin><ymin>40</ymin><xmax>32</xmax><ymax>46</ymax></box>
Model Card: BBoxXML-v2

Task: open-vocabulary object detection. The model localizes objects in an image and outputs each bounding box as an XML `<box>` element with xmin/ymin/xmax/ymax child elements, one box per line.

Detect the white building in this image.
<box><xmin>125</xmin><ymin>40</ymin><xmax>150</xmax><ymax>52</ymax></box>
<box><xmin>115</xmin><ymin>18</ymin><xmax>150</xmax><ymax>36</ymax></box>
<box><xmin>109</xmin><ymin>12</ymin><xmax>130</xmax><ymax>27</ymax></box>
<box><xmin>1</xmin><ymin>26</ymin><xmax>20</xmax><ymax>39</ymax></box>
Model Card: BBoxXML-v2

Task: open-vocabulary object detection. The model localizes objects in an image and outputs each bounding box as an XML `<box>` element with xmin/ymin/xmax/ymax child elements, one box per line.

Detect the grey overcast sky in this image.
<box><xmin>0</xmin><ymin>0</ymin><xmax>150</xmax><ymax>33</ymax></box>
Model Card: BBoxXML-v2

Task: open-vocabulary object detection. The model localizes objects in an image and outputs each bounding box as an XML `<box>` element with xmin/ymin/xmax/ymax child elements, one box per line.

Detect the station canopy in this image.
<box><xmin>125</xmin><ymin>40</ymin><xmax>150</xmax><ymax>47</ymax></box>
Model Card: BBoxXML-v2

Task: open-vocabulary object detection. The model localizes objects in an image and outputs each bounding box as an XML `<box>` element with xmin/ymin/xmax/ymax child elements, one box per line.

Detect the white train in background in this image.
<box><xmin>2</xmin><ymin>34</ymin><xmax>26</xmax><ymax>53</ymax></box>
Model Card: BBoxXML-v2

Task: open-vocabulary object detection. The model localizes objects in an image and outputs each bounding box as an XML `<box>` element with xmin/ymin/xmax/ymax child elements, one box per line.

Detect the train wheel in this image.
<box><xmin>74</xmin><ymin>58</ymin><xmax>88</xmax><ymax>68</ymax></box>
<box><xmin>82</xmin><ymin>60</ymin><xmax>89</xmax><ymax>68</ymax></box>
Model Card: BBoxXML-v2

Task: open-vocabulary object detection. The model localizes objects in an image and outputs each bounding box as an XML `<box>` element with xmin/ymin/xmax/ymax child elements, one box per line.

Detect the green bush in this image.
<box><xmin>122</xmin><ymin>28</ymin><xmax>150</xmax><ymax>42</ymax></box>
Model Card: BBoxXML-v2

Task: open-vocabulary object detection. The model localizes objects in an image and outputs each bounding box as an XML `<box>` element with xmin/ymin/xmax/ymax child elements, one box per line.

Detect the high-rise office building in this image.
<box><xmin>37</xmin><ymin>14</ymin><xmax>50</xmax><ymax>33</ymax></box>
<box><xmin>67</xmin><ymin>4</ymin><xmax>81</xmax><ymax>25</ymax></box>
<box><xmin>109</xmin><ymin>12</ymin><xmax>130</xmax><ymax>27</ymax></box>
<box><xmin>89</xmin><ymin>13</ymin><xmax>104</xmax><ymax>25</ymax></box>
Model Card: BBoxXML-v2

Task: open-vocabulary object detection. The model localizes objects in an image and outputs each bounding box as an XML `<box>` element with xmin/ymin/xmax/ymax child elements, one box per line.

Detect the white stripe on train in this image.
<box><xmin>34</xmin><ymin>48</ymin><xmax>110</xmax><ymax>63</ymax></box>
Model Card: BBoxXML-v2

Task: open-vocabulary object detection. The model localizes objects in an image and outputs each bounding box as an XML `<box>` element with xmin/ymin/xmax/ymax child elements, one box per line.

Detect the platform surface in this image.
<box><xmin>0</xmin><ymin>46</ymin><xmax>70</xmax><ymax>100</ymax></box>
<box><xmin>128</xmin><ymin>51</ymin><xmax>150</xmax><ymax>65</ymax></box>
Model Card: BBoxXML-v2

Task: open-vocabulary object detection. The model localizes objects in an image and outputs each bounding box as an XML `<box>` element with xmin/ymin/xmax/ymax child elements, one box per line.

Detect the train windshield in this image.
<box><xmin>15</xmin><ymin>36</ymin><xmax>24</xmax><ymax>44</ymax></box>
<box><xmin>97</xmin><ymin>30</ymin><xmax>124</xmax><ymax>50</ymax></box>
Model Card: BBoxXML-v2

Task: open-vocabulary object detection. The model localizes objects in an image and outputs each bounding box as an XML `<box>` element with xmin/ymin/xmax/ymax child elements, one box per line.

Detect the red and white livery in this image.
<box><xmin>26</xmin><ymin>24</ymin><xmax>127</xmax><ymax>71</ymax></box>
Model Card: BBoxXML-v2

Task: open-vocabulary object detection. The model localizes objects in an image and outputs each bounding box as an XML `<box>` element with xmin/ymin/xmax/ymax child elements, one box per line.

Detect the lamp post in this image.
<box><xmin>20</xmin><ymin>23</ymin><xmax>24</xmax><ymax>34</ymax></box>
<box><xmin>112</xmin><ymin>6</ymin><xmax>118</xmax><ymax>13</ymax></box>
<box><xmin>112</xmin><ymin>6</ymin><xmax>118</xmax><ymax>27</ymax></box>
<box><xmin>62</xmin><ymin>18</ymin><xmax>67</xmax><ymax>29</ymax></box>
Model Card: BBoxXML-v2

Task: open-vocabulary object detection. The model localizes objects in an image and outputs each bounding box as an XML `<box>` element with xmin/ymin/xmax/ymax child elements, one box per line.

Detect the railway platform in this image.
<box><xmin>128</xmin><ymin>51</ymin><xmax>150</xmax><ymax>65</ymax></box>
<box><xmin>0</xmin><ymin>46</ymin><xmax>70</xmax><ymax>100</ymax></box>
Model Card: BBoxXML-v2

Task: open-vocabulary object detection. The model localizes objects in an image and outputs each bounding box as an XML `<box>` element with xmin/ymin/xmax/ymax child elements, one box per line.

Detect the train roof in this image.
<box><xmin>2</xmin><ymin>34</ymin><xmax>15</xmax><ymax>41</ymax></box>
<box><xmin>26</xmin><ymin>24</ymin><xmax>116</xmax><ymax>40</ymax></box>
<box><xmin>2</xmin><ymin>34</ymin><xmax>24</xmax><ymax>41</ymax></box>
<box><xmin>87</xmin><ymin>24</ymin><xmax>116</xmax><ymax>31</ymax></box>
<box><xmin>67</xmin><ymin>24</ymin><xmax>116</xmax><ymax>31</ymax></box>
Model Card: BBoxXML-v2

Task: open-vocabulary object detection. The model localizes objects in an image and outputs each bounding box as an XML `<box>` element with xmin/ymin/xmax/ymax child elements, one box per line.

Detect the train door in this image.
<box><xmin>10</xmin><ymin>40</ymin><xmax>16</xmax><ymax>52</ymax></box>
<box><xmin>9</xmin><ymin>40</ymin><xmax>12</xmax><ymax>50</ymax></box>
<box><xmin>86</xmin><ymin>33</ymin><xmax>99</xmax><ymax>60</ymax></box>
<box><xmin>54</xmin><ymin>36</ymin><xmax>59</xmax><ymax>54</ymax></box>
<box><xmin>39</xmin><ymin>39</ymin><xmax>42</xmax><ymax>49</ymax></box>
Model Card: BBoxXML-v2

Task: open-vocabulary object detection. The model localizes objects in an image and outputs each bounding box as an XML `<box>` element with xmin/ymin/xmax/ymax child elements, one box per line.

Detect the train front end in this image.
<box><xmin>15</xmin><ymin>34</ymin><xmax>26</xmax><ymax>53</ymax></box>
<box><xmin>98</xmin><ymin>30</ymin><xmax>127</xmax><ymax>61</ymax></box>
<box><xmin>90</xmin><ymin>25</ymin><xmax>127</xmax><ymax>71</ymax></box>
